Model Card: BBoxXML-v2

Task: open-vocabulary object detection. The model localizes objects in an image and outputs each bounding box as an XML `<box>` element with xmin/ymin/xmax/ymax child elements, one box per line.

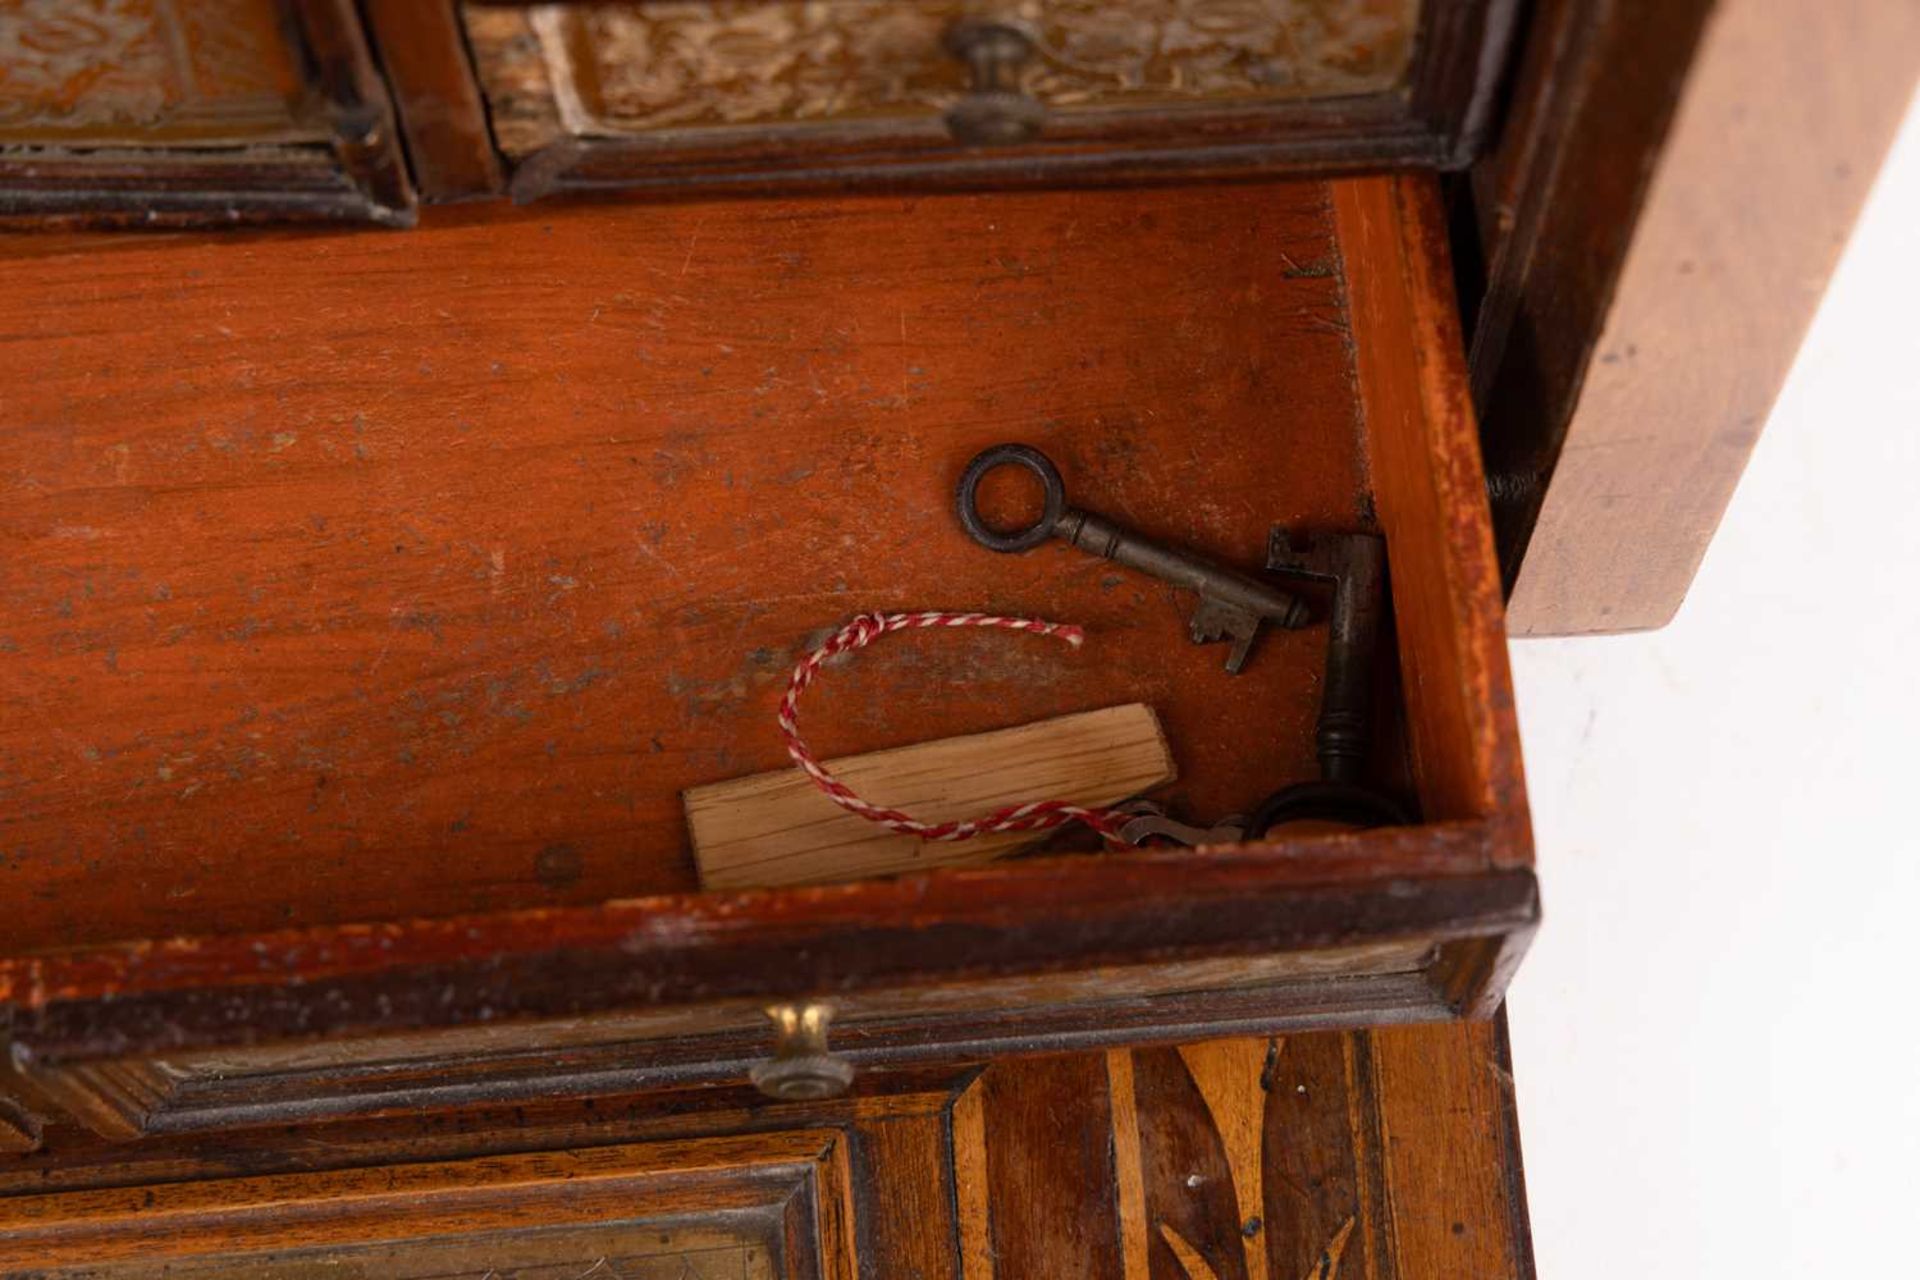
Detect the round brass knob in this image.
<box><xmin>749</xmin><ymin>1003</ymin><xmax>855</xmax><ymax>1101</ymax></box>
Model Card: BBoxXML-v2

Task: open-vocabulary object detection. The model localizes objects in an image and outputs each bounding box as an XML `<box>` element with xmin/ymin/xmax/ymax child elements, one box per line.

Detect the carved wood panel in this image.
<box><xmin>460</xmin><ymin>0</ymin><xmax>1514</xmax><ymax>199</ymax></box>
<box><xmin>0</xmin><ymin>0</ymin><xmax>415</xmax><ymax>225</ymax></box>
<box><xmin>470</xmin><ymin>0</ymin><xmax>1420</xmax><ymax>157</ymax></box>
<box><xmin>0</xmin><ymin>0</ymin><xmax>321</xmax><ymax>145</ymax></box>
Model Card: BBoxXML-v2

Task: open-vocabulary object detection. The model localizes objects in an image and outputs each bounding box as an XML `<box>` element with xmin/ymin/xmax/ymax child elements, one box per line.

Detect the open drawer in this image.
<box><xmin>0</xmin><ymin>175</ymin><xmax>1531</xmax><ymax>1140</ymax></box>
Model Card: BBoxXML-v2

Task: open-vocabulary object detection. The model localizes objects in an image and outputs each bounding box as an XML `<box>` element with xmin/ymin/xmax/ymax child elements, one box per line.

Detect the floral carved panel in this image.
<box><xmin>0</xmin><ymin>0</ymin><xmax>322</xmax><ymax>146</ymax></box>
<box><xmin>467</xmin><ymin>0</ymin><xmax>1419</xmax><ymax>155</ymax></box>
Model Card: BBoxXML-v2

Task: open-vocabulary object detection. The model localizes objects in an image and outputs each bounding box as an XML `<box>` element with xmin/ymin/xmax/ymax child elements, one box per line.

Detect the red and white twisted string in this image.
<box><xmin>777</xmin><ymin>612</ymin><xmax>1131</xmax><ymax>845</ymax></box>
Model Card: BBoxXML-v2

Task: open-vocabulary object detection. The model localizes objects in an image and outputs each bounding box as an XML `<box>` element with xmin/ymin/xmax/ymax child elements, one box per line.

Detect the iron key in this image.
<box><xmin>956</xmin><ymin>444</ymin><xmax>1309</xmax><ymax>673</ymax></box>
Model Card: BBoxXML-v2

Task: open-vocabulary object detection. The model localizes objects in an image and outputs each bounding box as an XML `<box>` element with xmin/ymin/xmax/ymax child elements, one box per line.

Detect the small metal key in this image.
<box><xmin>956</xmin><ymin>444</ymin><xmax>1310</xmax><ymax>673</ymax></box>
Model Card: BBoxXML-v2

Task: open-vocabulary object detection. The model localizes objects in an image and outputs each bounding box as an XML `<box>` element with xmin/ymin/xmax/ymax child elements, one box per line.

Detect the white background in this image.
<box><xmin>1506</xmin><ymin>97</ymin><xmax>1920</xmax><ymax>1277</ymax></box>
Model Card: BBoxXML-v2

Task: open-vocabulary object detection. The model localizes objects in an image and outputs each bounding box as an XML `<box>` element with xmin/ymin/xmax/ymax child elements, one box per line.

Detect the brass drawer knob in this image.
<box><xmin>943</xmin><ymin>17</ymin><xmax>1046</xmax><ymax>146</ymax></box>
<box><xmin>750</xmin><ymin>1003</ymin><xmax>855</xmax><ymax>1101</ymax></box>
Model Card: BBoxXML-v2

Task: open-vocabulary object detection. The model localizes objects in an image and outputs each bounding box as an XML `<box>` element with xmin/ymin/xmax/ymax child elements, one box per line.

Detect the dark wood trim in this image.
<box><xmin>0</xmin><ymin>1068</ymin><xmax>971</xmax><ymax>1194</ymax></box>
<box><xmin>362</xmin><ymin>0</ymin><xmax>504</xmax><ymax>200</ymax></box>
<box><xmin>5</xmin><ymin>858</ymin><xmax>1537</xmax><ymax>1061</ymax></box>
<box><xmin>508</xmin><ymin>104</ymin><xmax>1441</xmax><ymax>206</ymax></box>
<box><xmin>1428</xmin><ymin>927</ymin><xmax>1537</xmax><ymax>1019</ymax></box>
<box><xmin>295</xmin><ymin>0</ymin><xmax>416</xmax><ymax>219</ymax></box>
<box><xmin>1410</xmin><ymin>0</ymin><xmax>1528</xmax><ymax>166</ymax></box>
<box><xmin>1493</xmin><ymin>1009</ymin><xmax>1540</xmax><ymax>1280</ymax></box>
<box><xmin>15</xmin><ymin>968</ymin><xmax>1463</xmax><ymax>1140</ymax></box>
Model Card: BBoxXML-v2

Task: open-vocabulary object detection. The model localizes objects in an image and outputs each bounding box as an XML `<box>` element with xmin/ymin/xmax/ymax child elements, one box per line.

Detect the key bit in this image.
<box><xmin>1186</xmin><ymin>597</ymin><xmax>1262</xmax><ymax>675</ymax></box>
<box><xmin>956</xmin><ymin>444</ymin><xmax>1310</xmax><ymax>673</ymax></box>
<box><xmin>1114</xmin><ymin>800</ymin><xmax>1248</xmax><ymax>848</ymax></box>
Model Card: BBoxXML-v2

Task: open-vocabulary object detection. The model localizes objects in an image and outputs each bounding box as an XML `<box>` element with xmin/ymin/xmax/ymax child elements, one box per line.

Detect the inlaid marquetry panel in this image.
<box><xmin>0</xmin><ymin>1024</ymin><xmax>1530</xmax><ymax>1279</ymax></box>
<box><xmin>470</xmin><ymin>0</ymin><xmax>1419</xmax><ymax>155</ymax></box>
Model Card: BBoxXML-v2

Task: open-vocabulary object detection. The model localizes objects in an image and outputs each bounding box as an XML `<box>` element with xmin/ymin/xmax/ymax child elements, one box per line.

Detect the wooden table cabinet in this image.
<box><xmin>2</xmin><ymin>0</ymin><xmax>1914</xmax><ymax>1274</ymax></box>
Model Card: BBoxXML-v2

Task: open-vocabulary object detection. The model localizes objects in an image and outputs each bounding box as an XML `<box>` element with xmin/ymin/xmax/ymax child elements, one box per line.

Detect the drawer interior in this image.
<box><xmin>0</xmin><ymin>177</ymin><xmax>1495</xmax><ymax>946</ymax></box>
<box><xmin>0</xmin><ymin>177</ymin><xmax>1530</xmax><ymax>1125</ymax></box>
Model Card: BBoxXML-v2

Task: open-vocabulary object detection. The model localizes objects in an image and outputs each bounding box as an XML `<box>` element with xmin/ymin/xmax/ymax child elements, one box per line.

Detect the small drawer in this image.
<box><xmin>0</xmin><ymin>174</ymin><xmax>1531</xmax><ymax>1140</ymax></box>
<box><xmin>0</xmin><ymin>0</ymin><xmax>414</xmax><ymax>227</ymax></box>
<box><xmin>463</xmin><ymin>0</ymin><xmax>1514</xmax><ymax>199</ymax></box>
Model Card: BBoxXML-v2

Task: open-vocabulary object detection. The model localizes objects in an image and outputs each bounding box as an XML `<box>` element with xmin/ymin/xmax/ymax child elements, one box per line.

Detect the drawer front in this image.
<box><xmin>0</xmin><ymin>0</ymin><xmax>414</xmax><ymax>226</ymax></box>
<box><xmin>461</xmin><ymin>0</ymin><xmax>1516</xmax><ymax>198</ymax></box>
<box><xmin>471</xmin><ymin>0</ymin><xmax>1418</xmax><ymax>140</ymax></box>
<box><xmin>0</xmin><ymin>2</ymin><xmax>1517</xmax><ymax>220</ymax></box>
<box><xmin>5</xmin><ymin>936</ymin><xmax>1504</xmax><ymax>1137</ymax></box>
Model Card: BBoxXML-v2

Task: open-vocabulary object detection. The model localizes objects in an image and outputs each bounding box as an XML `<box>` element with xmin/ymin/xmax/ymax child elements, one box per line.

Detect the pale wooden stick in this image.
<box><xmin>688</xmin><ymin>704</ymin><xmax>1172</xmax><ymax>890</ymax></box>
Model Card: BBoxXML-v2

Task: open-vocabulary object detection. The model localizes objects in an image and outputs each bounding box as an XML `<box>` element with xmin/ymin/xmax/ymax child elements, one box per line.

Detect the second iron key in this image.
<box><xmin>955</xmin><ymin>443</ymin><xmax>1310</xmax><ymax>673</ymax></box>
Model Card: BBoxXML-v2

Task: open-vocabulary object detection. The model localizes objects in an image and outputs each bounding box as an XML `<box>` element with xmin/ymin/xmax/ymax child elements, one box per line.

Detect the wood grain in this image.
<box><xmin>1503</xmin><ymin>0</ymin><xmax>1920</xmax><ymax>633</ymax></box>
<box><xmin>854</xmin><ymin>1111</ymin><xmax>961</xmax><ymax>1280</ymax></box>
<box><xmin>1259</xmin><ymin>1034</ymin><xmax>1366</xmax><ymax>1280</ymax></box>
<box><xmin>0</xmin><ymin>1069</ymin><xmax>970</xmax><ymax>1196</ymax></box>
<box><xmin>978</xmin><ymin>1053</ymin><xmax>1124</xmax><ymax>1279</ymax></box>
<box><xmin>1133</xmin><ymin>1044</ymin><xmax>1255</xmax><ymax>1277</ymax></box>
<box><xmin>1107</xmin><ymin>1049</ymin><xmax>1153</xmax><ymax>1280</ymax></box>
<box><xmin>1332</xmin><ymin>176</ymin><xmax>1529</xmax><ymax>853</ymax></box>
<box><xmin>1367</xmin><ymin>1018</ymin><xmax>1531</xmax><ymax>1277</ymax></box>
<box><xmin>0</xmin><ymin>182</ymin><xmax>1356</xmax><ymax>952</ymax></box>
<box><xmin>690</xmin><ymin>703</ymin><xmax>1173</xmax><ymax>889</ymax></box>
<box><xmin>363</xmin><ymin>0</ymin><xmax>505</xmax><ymax>200</ymax></box>
<box><xmin>1178</xmin><ymin>1039</ymin><xmax>1274</xmax><ymax>1280</ymax></box>
<box><xmin>951</xmin><ymin>1072</ymin><xmax>995</xmax><ymax>1280</ymax></box>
